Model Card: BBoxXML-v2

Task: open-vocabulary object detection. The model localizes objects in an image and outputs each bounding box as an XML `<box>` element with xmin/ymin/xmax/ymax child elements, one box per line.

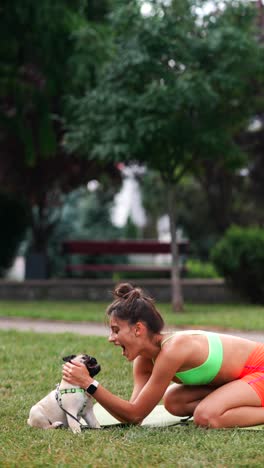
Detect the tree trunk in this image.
<box><xmin>167</xmin><ymin>184</ymin><xmax>184</xmax><ymax>312</ymax></box>
<box><xmin>26</xmin><ymin>200</ymin><xmax>52</xmax><ymax>279</ymax></box>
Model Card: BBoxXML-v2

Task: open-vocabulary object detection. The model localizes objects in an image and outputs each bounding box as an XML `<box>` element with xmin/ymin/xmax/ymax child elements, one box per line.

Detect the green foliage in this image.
<box><xmin>185</xmin><ymin>259</ymin><xmax>219</xmax><ymax>279</ymax></box>
<box><xmin>1</xmin><ymin>1</ymin><xmax>72</xmax><ymax>165</ymax></box>
<box><xmin>211</xmin><ymin>225</ymin><xmax>264</xmax><ymax>303</ymax></box>
<box><xmin>0</xmin><ymin>0</ymin><xmax>119</xmax><ymax>262</ymax></box>
<box><xmin>0</xmin><ymin>0</ymin><xmax>112</xmax><ymax>168</ymax></box>
<box><xmin>0</xmin><ymin>0</ymin><xmax>113</xmax><ymax>167</ymax></box>
<box><xmin>0</xmin><ymin>192</ymin><xmax>30</xmax><ymax>276</ymax></box>
<box><xmin>65</xmin><ymin>0</ymin><xmax>263</xmax><ymax>181</ymax></box>
<box><xmin>123</xmin><ymin>215</ymin><xmax>141</xmax><ymax>239</ymax></box>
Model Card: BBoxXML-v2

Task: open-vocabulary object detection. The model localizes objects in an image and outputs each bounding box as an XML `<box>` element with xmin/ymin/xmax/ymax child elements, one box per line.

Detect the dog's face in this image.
<box><xmin>62</xmin><ymin>354</ymin><xmax>101</xmax><ymax>377</ymax></box>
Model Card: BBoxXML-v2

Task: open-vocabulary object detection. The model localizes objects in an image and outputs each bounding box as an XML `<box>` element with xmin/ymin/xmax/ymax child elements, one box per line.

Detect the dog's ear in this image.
<box><xmin>83</xmin><ymin>355</ymin><xmax>101</xmax><ymax>377</ymax></box>
<box><xmin>62</xmin><ymin>354</ymin><xmax>77</xmax><ymax>362</ymax></box>
<box><xmin>89</xmin><ymin>364</ymin><xmax>101</xmax><ymax>377</ymax></box>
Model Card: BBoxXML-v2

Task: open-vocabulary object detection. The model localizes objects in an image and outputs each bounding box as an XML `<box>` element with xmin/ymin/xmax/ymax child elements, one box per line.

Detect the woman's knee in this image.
<box><xmin>164</xmin><ymin>395</ymin><xmax>187</xmax><ymax>416</ymax></box>
<box><xmin>193</xmin><ymin>403</ymin><xmax>222</xmax><ymax>428</ymax></box>
<box><xmin>163</xmin><ymin>385</ymin><xmax>191</xmax><ymax>416</ymax></box>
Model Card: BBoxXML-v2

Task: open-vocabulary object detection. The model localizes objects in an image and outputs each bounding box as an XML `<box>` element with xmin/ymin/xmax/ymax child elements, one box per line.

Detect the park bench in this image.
<box><xmin>62</xmin><ymin>239</ymin><xmax>188</xmax><ymax>277</ymax></box>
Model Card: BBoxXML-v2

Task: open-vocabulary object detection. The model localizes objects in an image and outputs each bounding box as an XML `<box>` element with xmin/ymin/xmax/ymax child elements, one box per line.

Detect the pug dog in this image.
<box><xmin>27</xmin><ymin>354</ymin><xmax>101</xmax><ymax>433</ymax></box>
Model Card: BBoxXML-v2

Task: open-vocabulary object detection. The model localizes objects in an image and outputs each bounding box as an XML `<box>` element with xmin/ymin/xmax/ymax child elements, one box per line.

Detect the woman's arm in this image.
<box><xmin>129</xmin><ymin>356</ymin><xmax>153</xmax><ymax>403</ymax></box>
<box><xmin>63</xmin><ymin>351</ymin><xmax>177</xmax><ymax>424</ymax></box>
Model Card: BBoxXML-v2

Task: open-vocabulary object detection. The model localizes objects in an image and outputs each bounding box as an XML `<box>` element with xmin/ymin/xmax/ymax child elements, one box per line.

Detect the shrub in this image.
<box><xmin>211</xmin><ymin>225</ymin><xmax>264</xmax><ymax>303</ymax></box>
<box><xmin>185</xmin><ymin>259</ymin><xmax>219</xmax><ymax>279</ymax></box>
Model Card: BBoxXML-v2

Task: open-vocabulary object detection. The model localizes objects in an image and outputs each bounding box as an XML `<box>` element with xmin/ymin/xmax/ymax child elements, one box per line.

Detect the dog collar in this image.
<box><xmin>59</xmin><ymin>388</ymin><xmax>85</xmax><ymax>395</ymax></box>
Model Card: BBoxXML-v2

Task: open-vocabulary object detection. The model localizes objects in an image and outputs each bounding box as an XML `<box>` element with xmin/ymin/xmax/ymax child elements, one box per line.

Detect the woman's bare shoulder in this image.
<box><xmin>158</xmin><ymin>333</ymin><xmax>196</xmax><ymax>364</ymax></box>
<box><xmin>161</xmin><ymin>332</ymin><xmax>194</xmax><ymax>348</ymax></box>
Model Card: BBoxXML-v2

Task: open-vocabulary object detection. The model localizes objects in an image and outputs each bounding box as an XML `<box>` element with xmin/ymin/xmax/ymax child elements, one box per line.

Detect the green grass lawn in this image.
<box><xmin>1</xmin><ymin>330</ymin><xmax>264</xmax><ymax>467</ymax></box>
<box><xmin>1</xmin><ymin>300</ymin><xmax>264</xmax><ymax>330</ymax></box>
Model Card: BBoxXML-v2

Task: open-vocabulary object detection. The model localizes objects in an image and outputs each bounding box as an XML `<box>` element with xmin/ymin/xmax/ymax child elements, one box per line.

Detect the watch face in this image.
<box><xmin>87</xmin><ymin>384</ymin><xmax>97</xmax><ymax>395</ymax></box>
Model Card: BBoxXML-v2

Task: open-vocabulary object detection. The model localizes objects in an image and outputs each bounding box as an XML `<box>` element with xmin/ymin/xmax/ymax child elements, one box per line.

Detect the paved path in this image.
<box><xmin>1</xmin><ymin>317</ymin><xmax>264</xmax><ymax>342</ymax></box>
<box><xmin>0</xmin><ymin>317</ymin><xmax>109</xmax><ymax>336</ymax></box>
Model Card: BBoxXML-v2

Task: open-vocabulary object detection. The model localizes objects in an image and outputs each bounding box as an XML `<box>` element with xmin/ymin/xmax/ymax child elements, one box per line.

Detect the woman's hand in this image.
<box><xmin>62</xmin><ymin>361</ymin><xmax>93</xmax><ymax>389</ymax></box>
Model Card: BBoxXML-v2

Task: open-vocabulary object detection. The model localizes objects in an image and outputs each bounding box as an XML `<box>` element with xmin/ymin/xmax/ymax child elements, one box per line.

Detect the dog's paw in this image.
<box><xmin>71</xmin><ymin>427</ymin><xmax>82</xmax><ymax>434</ymax></box>
<box><xmin>52</xmin><ymin>421</ymin><xmax>65</xmax><ymax>429</ymax></box>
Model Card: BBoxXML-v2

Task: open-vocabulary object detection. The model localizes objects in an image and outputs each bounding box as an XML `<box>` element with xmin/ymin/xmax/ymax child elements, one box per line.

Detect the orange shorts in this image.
<box><xmin>239</xmin><ymin>343</ymin><xmax>264</xmax><ymax>406</ymax></box>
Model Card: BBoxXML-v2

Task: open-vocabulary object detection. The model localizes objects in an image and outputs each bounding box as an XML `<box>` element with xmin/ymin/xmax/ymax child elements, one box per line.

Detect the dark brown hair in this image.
<box><xmin>106</xmin><ymin>283</ymin><xmax>164</xmax><ymax>334</ymax></box>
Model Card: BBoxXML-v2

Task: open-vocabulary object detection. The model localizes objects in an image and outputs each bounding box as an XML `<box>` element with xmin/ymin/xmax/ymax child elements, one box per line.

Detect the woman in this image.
<box><xmin>62</xmin><ymin>282</ymin><xmax>264</xmax><ymax>428</ymax></box>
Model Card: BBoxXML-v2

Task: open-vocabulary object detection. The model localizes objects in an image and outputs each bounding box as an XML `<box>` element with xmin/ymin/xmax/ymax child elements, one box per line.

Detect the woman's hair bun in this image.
<box><xmin>107</xmin><ymin>282</ymin><xmax>164</xmax><ymax>334</ymax></box>
<box><xmin>114</xmin><ymin>282</ymin><xmax>141</xmax><ymax>300</ymax></box>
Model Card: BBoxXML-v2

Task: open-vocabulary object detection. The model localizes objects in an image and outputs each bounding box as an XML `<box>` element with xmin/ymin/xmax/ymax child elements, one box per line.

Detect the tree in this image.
<box><xmin>0</xmin><ymin>0</ymin><xmax>120</xmax><ymax>270</ymax></box>
<box><xmin>65</xmin><ymin>0</ymin><xmax>264</xmax><ymax>311</ymax></box>
<box><xmin>194</xmin><ymin>0</ymin><xmax>264</xmax><ymax>236</ymax></box>
<box><xmin>141</xmin><ymin>170</ymin><xmax>217</xmax><ymax>260</ymax></box>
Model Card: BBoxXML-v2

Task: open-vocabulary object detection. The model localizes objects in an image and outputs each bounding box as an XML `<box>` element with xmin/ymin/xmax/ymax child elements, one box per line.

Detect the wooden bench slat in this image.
<box><xmin>65</xmin><ymin>264</ymin><xmax>172</xmax><ymax>272</ymax></box>
<box><xmin>62</xmin><ymin>240</ymin><xmax>189</xmax><ymax>276</ymax></box>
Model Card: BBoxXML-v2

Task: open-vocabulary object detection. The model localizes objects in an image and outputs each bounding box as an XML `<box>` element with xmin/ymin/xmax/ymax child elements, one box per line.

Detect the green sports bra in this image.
<box><xmin>160</xmin><ymin>330</ymin><xmax>223</xmax><ymax>385</ymax></box>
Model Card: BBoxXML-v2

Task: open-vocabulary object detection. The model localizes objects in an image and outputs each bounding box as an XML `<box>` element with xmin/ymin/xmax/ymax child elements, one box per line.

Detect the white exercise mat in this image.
<box><xmin>93</xmin><ymin>403</ymin><xmax>192</xmax><ymax>427</ymax></box>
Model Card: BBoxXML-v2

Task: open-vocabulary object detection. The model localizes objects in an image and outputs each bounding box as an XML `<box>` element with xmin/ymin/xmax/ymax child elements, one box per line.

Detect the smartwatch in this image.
<box><xmin>86</xmin><ymin>379</ymin><xmax>99</xmax><ymax>395</ymax></box>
